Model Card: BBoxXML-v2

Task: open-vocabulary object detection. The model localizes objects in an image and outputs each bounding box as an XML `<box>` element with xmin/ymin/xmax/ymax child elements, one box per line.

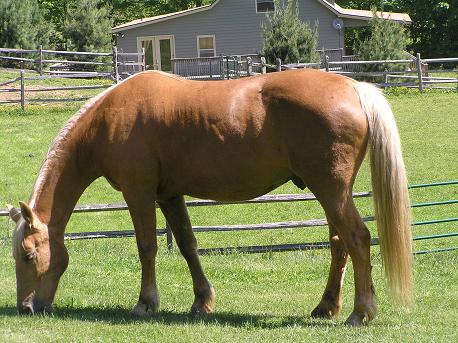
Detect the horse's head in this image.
<box><xmin>7</xmin><ymin>202</ymin><xmax>68</xmax><ymax>314</ymax></box>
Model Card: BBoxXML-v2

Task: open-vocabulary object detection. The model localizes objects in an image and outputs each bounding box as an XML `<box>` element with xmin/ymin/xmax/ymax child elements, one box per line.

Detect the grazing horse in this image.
<box><xmin>7</xmin><ymin>69</ymin><xmax>412</xmax><ymax>326</ymax></box>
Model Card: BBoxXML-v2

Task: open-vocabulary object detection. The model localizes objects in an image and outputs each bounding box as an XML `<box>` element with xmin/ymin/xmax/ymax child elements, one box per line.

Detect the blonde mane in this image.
<box><xmin>29</xmin><ymin>75</ymin><xmax>133</xmax><ymax>208</ymax></box>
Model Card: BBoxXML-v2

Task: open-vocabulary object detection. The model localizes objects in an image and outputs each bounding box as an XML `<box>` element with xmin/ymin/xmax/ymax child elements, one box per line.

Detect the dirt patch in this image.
<box><xmin>0</xmin><ymin>83</ymin><xmax>72</xmax><ymax>102</ymax></box>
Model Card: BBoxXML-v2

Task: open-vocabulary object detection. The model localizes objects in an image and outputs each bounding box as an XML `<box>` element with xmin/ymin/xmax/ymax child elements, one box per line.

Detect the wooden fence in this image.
<box><xmin>282</xmin><ymin>53</ymin><xmax>458</xmax><ymax>92</ymax></box>
<box><xmin>1</xmin><ymin>181</ymin><xmax>456</xmax><ymax>255</ymax></box>
<box><xmin>171</xmin><ymin>52</ymin><xmax>458</xmax><ymax>92</ymax></box>
<box><xmin>0</xmin><ymin>46</ymin><xmax>144</xmax><ymax>80</ymax></box>
<box><xmin>0</xmin><ymin>46</ymin><xmax>146</xmax><ymax>109</ymax></box>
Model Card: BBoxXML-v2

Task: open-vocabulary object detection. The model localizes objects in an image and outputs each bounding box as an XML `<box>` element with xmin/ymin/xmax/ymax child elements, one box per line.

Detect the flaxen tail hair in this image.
<box><xmin>354</xmin><ymin>81</ymin><xmax>413</xmax><ymax>305</ymax></box>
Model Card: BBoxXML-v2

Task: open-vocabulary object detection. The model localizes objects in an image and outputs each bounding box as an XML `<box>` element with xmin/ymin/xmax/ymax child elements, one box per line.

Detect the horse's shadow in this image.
<box><xmin>0</xmin><ymin>305</ymin><xmax>338</xmax><ymax>329</ymax></box>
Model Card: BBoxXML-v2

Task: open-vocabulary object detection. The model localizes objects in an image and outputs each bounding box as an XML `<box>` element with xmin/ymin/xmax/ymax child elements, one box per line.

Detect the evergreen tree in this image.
<box><xmin>354</xmin><ymin>10</ymin><xmax>410</xmax><ymax>71</ymax></box>
<box><xmin>0</xmin><ymin>0</ymin><xmax>53</xmax><ymax>49</ymax></box>
<box><xmin>63</xmin><ymin>0</ymin><xmax>112</xmax><ymax>52</ymax></box>
<box><xmin>261</xmin><ymin>0</ymin><xmax>320</xmax><ymax>64</ymax></box>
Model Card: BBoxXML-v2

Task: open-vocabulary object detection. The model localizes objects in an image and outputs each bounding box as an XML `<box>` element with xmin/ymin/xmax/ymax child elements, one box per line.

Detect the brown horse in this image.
<box><xmin>7</xmin><ymin>69</ymin><xmax>412</xmax><ymax>326</ymax></box>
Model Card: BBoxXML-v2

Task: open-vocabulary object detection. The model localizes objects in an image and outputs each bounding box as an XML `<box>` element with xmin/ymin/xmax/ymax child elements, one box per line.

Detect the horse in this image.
<box><xmin>7</xmin><ymin>69</ymin><xmax>412</xmax><ymax>326</ymax></box>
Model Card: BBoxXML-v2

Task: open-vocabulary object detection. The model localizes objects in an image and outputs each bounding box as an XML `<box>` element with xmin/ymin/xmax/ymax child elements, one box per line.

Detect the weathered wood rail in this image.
<box><xmin>1</xmin><ymin>181</ymin><xmax>457</xmax><ymax>255</ymax></box>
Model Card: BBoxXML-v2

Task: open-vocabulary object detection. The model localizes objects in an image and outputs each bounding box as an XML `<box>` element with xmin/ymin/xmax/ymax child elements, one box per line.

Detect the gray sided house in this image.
<box><xmin>112</xmin><ymin>0</ymin><xmax>411</xmax><ymax>73</ymax></box>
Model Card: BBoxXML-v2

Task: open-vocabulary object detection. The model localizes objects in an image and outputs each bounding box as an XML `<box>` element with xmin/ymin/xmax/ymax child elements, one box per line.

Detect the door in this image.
<box><xmin>138</xmin><ymin>35</ymin><xmax>175</xmax><ymax>72</ymax></box>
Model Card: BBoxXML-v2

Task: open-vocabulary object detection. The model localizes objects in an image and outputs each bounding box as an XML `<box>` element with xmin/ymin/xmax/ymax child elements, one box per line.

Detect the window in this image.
<box><xmin>256</xmin><ymin>0</ymin><xmax>275</xmax><ymax>13</ymax></box>
<box><xmin>197</xmin><ymin>35</ymin><xmax>216</xmax><ymax>57</ymax></box>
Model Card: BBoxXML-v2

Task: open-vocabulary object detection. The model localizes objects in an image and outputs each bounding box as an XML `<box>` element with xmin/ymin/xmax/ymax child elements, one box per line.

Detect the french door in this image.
<box><xmin>138</xmin><ymin>35</ymin><xmax>175</xmax><ymax>72</ymax></box>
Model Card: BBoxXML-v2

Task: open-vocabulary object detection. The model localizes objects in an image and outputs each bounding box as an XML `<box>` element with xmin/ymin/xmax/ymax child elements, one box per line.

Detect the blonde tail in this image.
<box><xmin>354</xmin><ymin>82</ymin><xmax>413</xmax><ymax>305</ymax></box>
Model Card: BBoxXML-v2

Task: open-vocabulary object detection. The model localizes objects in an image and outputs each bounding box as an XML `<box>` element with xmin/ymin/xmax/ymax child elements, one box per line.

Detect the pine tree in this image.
<box><xmin>63</xmin><ymin>0</ymin><xmax>112</xmax><ymax>52</ymax></box>
<box><xmin>0</xmin><ymin>0</ymin><xmax>53</xmax><ymax>49</ymax></box>
<box><xmin>261</xmin><ymin>0</ymin><xmax>320</xmax><ymax>64</ymax></box>
<box><xmin>354</xmin><ymin>10</ymin><xmax>410</xmax><ymax>71</ymax></box>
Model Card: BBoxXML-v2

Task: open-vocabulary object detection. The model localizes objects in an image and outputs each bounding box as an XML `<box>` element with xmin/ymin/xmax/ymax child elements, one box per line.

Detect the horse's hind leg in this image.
<box><xmin>123</xmin><ymin>189</ymin><xmax>160</xmax><ymax>317</ymax></box>
<box><xmin>158</xmin><ymin>196</ymin><xmax>215</xmax><ymax>314</ymax></box>
<box><xmin>313</xmin><ymin>184</ymin><xmax>377</xmax><ymax>326</ymax></box>
<box><xmin>311</xmin><ymin>221</ymin><xmax>349</xmax><ymax>319</ymax></box>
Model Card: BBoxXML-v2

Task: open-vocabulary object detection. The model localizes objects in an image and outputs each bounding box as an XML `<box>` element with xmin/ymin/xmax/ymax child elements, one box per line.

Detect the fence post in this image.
<box><xmin>141</xmin><ymin>47</ymin><xmax>145</xmax><ymax>72</ymax></box>
<box><xmin>38</xmin><ymin>45</ymin><xmax>43</xmax><ymax>76</ymax></box>
<box><xmin>166</xmin><ymin>221</ymin><xmax>173</xmax><ymax>251</ymax></box>
<box><xmin>112</xmin><ymin>47</ymin><xmax>120</xmax><ymax>83</ymax></box>
<box><xmin>219</xmin><ymin>54</ymin><xmax>224</xmax><ymax>80</ymax></box>
<box><xmin>20</xmin><ymin>70</ymin><xmax>25</xmax><ymax>111</ymax></box>
<box><xmin>261</xmin><ymin>57</ymin><xmax>267</xmax><ymax>74</ymax></box>
<box><xmin>276</xmin><ymin>58</ymin><xmax>282</xmax><ymax>72</ymax></box>
<box><xmin>325</xmin><ymin>55</ymin><xmax>330</xmax><ymax>72</ymax></box>
<box><xmin>226</xmin><ymin>55</ymin><xmax>230</xmax><ymax>80</ymax></box>
<box><xmin>247</xmin><ymin>57</ymin><xmax>253</xmax><ymax>76</ymax></box>
<box><xmin>416</xmin><ymin>53</ymin><xmax>423</xmax><ymax>93</ymax></box>
<box><xmin>384</xmin><ymin>69</ymin><xmax>388</xmax><ymax>89</ymax></box>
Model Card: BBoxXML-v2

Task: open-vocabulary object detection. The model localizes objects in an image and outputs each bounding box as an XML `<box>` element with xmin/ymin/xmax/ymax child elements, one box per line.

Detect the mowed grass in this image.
<box><xmin>0</xmin><ymin>88</ymin><xmax>457</xmax><ymax>342</ymax></box>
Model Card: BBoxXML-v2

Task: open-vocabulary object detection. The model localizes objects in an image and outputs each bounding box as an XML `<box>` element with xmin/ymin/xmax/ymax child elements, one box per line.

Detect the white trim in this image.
<box><xmin>255</xmin><ymin>0</ymin><xmax>275</xmax><ymax>14</ymax></box>
<box><xmin>136</xmin><ymin>35</ymin><xmax>176</xmax><ymax>71</ymax></box>
<box><xmin>197</xmin><ymin>35</ymin><xmax>216</xmax><ymax>58</ymax></box>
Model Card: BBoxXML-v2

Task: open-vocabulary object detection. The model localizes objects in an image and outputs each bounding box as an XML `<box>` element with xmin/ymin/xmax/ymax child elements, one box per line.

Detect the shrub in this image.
<box><xmin>354</xmin><ymin>9</ymin><xmax>411</xmax><ymax>72</ymax></box>
<box><xmin>261</xmin><ymin>0</ymin><xmax>320</xmax><ymax>65</ymax></box>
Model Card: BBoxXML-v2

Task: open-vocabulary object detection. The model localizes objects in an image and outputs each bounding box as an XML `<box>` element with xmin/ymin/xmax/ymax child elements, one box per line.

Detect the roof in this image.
<box><xmin>112</xmin><ymin>3</ymin><xmax>215</xmax><ymax>33</ymax></box>
<box><xmin>112</xmin><ymin>0</ymin><xmax>411</xmax><ymax>33</ymax></box>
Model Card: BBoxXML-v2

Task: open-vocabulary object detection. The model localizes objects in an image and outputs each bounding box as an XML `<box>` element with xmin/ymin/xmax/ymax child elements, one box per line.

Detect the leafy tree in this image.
<box><xmin>405</xmin><ymin>0</ymin><xmax>457</xmax><ymax>58</ymax></box>
<box><xmin>63</xmin><ymin>0</ymin><xmax>112</xmax><ymax>52</ymax></box>
<box><xmin>0</xmin><ymin>0</ymin><xmax>53</xmax><ymax>49</ymax></box>
<box><xmin>261</xmin><ymin>0</ymin><xmax>320</xmax><ymax>64</ymax></box>
<box><xmin>354</xmin><ymin>10</ymin><xmax>410</xmax><ymax>71</ymax></box>
<box><xmin>339</xmin><ymin>0</ymin><xmax>457</xmax><ymax>58</ymax></box>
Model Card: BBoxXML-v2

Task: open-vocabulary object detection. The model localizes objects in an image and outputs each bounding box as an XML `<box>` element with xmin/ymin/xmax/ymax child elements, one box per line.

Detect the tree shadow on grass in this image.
<box><xmin>0</xmin><ymin>305</ymin><xmax>339</xmax><ymax>329</ymax></box>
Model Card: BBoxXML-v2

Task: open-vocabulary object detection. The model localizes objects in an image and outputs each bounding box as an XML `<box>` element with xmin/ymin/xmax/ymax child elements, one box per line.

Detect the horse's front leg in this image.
<box><xmin>123</xmin><ymin>189</ymin><xmax>160</xmax><ymax>317</ymax></box>
<box><xmin>158</xmin><ymin>196</ymin><xmax>215</xmax><ymax>314</ymax></box>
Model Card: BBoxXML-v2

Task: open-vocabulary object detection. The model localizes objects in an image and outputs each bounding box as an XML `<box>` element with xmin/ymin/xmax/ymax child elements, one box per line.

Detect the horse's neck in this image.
<box><xmin>30</xmin><ymin>118</ymin><xmax>96</xmax><ymax>230</ymax></box>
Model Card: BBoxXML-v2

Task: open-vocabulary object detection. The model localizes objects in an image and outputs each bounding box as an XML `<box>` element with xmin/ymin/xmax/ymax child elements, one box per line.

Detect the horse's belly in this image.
<box><xmin>163</xmin><ymin>163</ymin><xmax>292</xmax><ymax>202</ymax></box>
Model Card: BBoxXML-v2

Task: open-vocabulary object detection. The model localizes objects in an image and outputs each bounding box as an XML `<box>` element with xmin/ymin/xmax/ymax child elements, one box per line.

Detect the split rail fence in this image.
<box><xmin>0</xmin><ymin>46</ymin><xmax>145</xmax><ymax>109</ymax></box>
<box><xmin>1</xmin><ymin>181</ymin><xmax>456</xmax><ymax>256</ymax></box>
<box><xmin>172</xmin><ymin>53</ymin><xmax>458</xmax><ymax>92</ymax></box>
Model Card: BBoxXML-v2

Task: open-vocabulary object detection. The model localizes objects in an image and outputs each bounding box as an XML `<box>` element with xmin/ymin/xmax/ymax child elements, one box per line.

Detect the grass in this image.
<box><xmin>0</xmin><ymin>88</ymin><xmax>457</xmax><ymax>342</ymax></box>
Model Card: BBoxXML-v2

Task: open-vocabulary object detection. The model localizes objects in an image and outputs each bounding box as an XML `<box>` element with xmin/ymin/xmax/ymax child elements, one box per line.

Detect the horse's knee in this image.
<box><xmin>177</xmin><ymin>238</ymin><xmax>198</xmax><ymax>259</ymax></box>
<box><xmin>137</xmin><ymin>241</ymin><xmax>158</xmax><ymax>259</ymax></box>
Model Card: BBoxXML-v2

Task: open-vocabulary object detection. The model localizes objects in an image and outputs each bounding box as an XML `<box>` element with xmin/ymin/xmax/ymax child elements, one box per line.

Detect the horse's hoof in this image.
<box><xmin>311</xmin><ymin>306</ymin><xmax>333</xmax><ymax>319</ymax></box>
<box><xmin>191</xmin><ymin>287</ymin><xmax>216</xmax><ymax>314</ymax></box>
<box><xmin>130</xmin><ymin>301</ymin><xmax>159</xmax><ymax>317</ymax></box>
<box><xmin>344</xmin><ymin>311</ymin><xmax>368</xmax><ymax>327</ymax></box>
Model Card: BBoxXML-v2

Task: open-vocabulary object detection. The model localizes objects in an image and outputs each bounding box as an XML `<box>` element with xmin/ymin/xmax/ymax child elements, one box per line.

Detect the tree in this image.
<box><xmin>354</xmin><ymin>10</ymin><xmax>410</xmax><ymax>71</ymax></box>
<box><xmin>63</xmin><ymin>0</ymin><xmax>112</xmax><ymax>52</ymax></box>
<box><xmin>261</xmin><ymin>0</ymin><xmax>320</xmax><ymax>64</ymax></box>
<box><xmin>0</xmin><ymin>0</ymin><xmax>53</xmax><ymax>49</ymax></box>
<box><xmin>339</xmin><ymin>0</ymin><xmax>457</xmax><ymax>58</ymax></box>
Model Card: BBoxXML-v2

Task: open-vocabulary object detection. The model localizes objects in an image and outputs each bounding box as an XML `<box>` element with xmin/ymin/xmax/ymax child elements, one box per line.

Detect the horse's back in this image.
<box><xmin>93</xmin><ymin>70</ymin><xmax>369</xmax><ymax>200</ymax></box>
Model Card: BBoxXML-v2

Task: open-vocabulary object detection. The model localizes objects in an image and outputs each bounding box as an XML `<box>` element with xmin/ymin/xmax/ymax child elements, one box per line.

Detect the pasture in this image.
<box><xmin>0</xmin><ymin>84</ymin><xmax>457</xmax><ymax>341</ymax></box>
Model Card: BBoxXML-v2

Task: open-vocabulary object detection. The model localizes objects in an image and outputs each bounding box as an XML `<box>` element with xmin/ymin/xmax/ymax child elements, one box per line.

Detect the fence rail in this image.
<box><xmin>1</xmin><ymin>181</ymin><xmax>456</xmax><ymax>255</ymax></box>
<box><xmin>0</xmin><ymin>46</ymin><xmax>144</xmax><ymax>79</ymax></box>
<box><xmin>170</xmin><ymin>51</ymin><xmax>457</xmax><ymax>92</ymax></box>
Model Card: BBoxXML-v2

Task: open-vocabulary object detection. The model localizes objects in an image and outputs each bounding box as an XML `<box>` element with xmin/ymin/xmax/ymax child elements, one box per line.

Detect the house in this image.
<box><xmin>112</xmin><ymin>0</ymin><xmax>411</xmax><ymax>73</ymax></box>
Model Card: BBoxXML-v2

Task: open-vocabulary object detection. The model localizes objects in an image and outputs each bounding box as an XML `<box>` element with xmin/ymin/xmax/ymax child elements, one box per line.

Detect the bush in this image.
<box><xmin>354</xmin><ymin>9</ymin><xmax>411</xmax><ymax>72</ymax></box>
<box><xmin>0</xmin><ymin>0</ymin><xmax>54</xmax><ymax>68</ymax></box>
<box><xmin>261</xmin><ymin>0</ymin><xmax>320</xmax><ymax>65</ymax></box>
<box><xmin>63</xmin><ymin>0</ymin><xmax>112</xmax><ymax>53</ymax></box>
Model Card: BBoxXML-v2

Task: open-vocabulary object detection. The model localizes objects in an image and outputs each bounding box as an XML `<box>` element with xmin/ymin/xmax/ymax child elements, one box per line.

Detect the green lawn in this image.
<box><xmin>0</xmin><ymin>89</ymin><xmax>457</xmax><ymax>342</ymax></box>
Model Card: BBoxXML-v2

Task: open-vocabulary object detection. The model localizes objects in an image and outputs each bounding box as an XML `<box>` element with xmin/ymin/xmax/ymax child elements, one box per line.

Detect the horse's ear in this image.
<box><xmin>19</xmin><ymin>201</ymin><xmax>36</xmax><ymax>226</ymax></box>
<box><xmin>7</xmin><ymin>204</ymin><xmax>22</xmax><ymax>223</ymax></box>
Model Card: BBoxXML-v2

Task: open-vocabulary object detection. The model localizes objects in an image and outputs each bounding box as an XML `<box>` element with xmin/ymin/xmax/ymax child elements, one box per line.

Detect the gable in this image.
<box><xmin>112</xmin><ymin>0</ymin><xmax>411</xmax><ymax>33</ymax></box>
